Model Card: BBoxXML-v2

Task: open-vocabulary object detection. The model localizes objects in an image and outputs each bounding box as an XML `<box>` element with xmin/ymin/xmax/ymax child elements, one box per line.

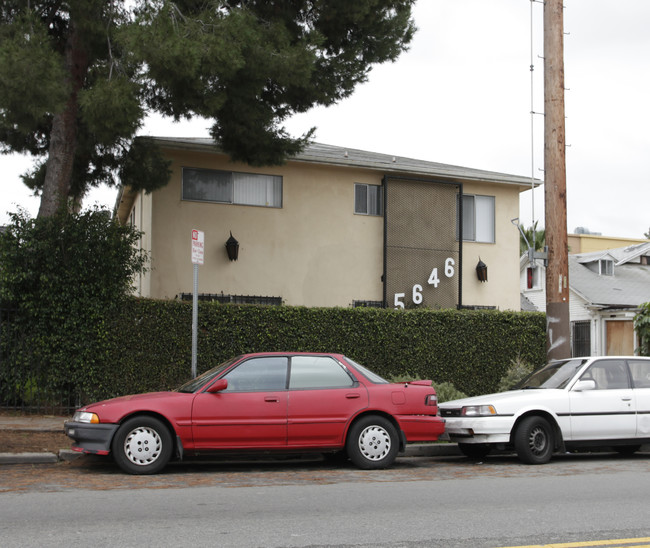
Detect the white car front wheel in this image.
<box><xmin>513</xmin><ymin>416</ymin><xmax>554</xmax><ymax>464</ymax></box>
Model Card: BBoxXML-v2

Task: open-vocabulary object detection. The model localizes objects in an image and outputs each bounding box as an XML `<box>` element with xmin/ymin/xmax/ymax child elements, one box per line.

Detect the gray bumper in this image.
<box><xmin>64</xmin><ymin>421</ymin><xmax>119</xmax><ymax>455</ymax></box>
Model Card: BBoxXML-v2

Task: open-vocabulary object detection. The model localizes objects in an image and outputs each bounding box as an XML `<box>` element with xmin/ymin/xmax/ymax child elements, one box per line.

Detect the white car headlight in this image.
<box><xmin>461</xmin><ymin>405</ymin><xmax>497</xmax><ymax>417</ymax></box>
<box><xmin>73</xmin><ymin>411</ymin><xmax>100</xmax><ymax>424</ymax></box>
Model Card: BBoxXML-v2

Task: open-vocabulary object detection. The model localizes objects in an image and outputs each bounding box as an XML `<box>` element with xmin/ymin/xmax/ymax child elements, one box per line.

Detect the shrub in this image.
<box><xmin>496</xmin><ymin>354</ymin><xmax>535</xmax><ymax>392</ymax></box>
<box><xmin>0</xmin><ymin>208</ymin><xmax>148</xmax><ymax>407</ymax></box>
<box><xmin>634</xmin><ymin>302</ymin><xmax>650</xmax><ymax>356</ymax></box>
<box><xmin>431</xmin><ymin>381</ymin><xmax>467</xmax><ymax>403</ymax></box>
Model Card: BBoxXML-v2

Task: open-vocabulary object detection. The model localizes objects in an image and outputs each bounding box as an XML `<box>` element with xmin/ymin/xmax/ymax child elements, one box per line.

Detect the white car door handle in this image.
<box><xmin>621</xmin><ymin>397</ymin><xmax>632</xmax><ymax>402</ymax></box>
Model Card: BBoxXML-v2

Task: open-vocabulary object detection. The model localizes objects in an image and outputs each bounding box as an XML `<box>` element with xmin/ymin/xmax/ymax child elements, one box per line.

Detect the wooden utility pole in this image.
<box><xmin>544</xmin><ymin>0</ymin><xmax>571</xmax><ymax>360</ymax></box>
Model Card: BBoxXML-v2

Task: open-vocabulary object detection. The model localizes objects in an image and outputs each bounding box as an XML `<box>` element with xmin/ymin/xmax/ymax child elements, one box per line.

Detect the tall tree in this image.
<box><xmin>0</xmin><ymin>0</ymin><xmax>416</xmax><ymax>217</ymax></box>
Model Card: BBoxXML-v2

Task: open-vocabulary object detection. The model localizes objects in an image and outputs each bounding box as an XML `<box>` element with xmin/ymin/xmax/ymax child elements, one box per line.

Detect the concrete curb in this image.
<box><xmin>0</xmin><ymin>452</ymin><xmax>60</xmax><ymax>465</ymax></box>
<box><xmin>0</xmin><ymin>444</ymin><xmax>460</xmax><ymax>465</ymax></box>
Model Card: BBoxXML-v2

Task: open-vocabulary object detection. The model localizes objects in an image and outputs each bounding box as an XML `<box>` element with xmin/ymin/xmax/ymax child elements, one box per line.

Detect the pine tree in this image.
<box><xmin>0</xmin><ymin>0</ymin><xmax>416</xmax><ymax>217</ymax></box>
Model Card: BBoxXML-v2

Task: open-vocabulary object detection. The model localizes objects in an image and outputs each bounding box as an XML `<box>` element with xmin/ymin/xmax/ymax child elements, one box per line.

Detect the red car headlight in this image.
<box><xmin>73</xmin><ymin>411</ymin><xmax>100</xmax><ymax>424</ymax></box>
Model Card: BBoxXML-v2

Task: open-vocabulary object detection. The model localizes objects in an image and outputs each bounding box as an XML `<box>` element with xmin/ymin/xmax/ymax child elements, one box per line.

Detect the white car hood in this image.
<box><xmin>439</xmin><ymin>389</ymin><xmax>566</xmax><ymax>414</ymax></box>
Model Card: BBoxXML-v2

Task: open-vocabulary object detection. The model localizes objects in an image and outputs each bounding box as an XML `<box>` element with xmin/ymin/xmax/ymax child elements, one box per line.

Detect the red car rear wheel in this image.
<box><xmin>346</xmin><ymin>415</ymin><xmax>399</xmax><ymax>469</ymax></box>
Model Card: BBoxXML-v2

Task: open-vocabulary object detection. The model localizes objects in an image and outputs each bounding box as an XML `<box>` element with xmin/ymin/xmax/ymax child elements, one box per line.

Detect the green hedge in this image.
<box><xmin>96</xmin><ymin>299</ymin><xmax>546</xmax><ymax>401</ymax></box>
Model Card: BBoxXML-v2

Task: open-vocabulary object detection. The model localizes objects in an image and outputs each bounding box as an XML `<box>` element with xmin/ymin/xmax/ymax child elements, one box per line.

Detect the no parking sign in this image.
<box><xmin>191</xmin><ymin>229</ymin><xmax>204</xmax><ymax>265</ymax></box>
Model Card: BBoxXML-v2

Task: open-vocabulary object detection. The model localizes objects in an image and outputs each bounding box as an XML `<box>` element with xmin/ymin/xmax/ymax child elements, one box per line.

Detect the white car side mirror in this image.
<box><xmin>573</xmin><ymin>379</ymin><xmax>596</xmax><ymax>391</ymax></box>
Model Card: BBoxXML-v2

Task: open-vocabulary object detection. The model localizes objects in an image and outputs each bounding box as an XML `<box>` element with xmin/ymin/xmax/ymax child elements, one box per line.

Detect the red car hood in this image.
<box><xmin>79</xmin><ymin>391</ymin><xmax>193</xmax><ymax>424</ymax></box>
<box><xmin>82</xmin><ymin>391</ymin><xmax>175</xmax><ymax>410</ymax></box>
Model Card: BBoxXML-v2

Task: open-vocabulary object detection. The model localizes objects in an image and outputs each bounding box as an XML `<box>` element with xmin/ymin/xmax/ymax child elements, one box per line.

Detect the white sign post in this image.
<box><xmin>191</xmin><ymin>230</ymin><xmax>204</xmax><ymax>378</ymax></box>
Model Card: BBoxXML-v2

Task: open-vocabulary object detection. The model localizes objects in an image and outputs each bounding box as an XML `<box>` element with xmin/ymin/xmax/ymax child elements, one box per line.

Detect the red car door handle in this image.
<box><xmin>345</xmin><ymin>393</ymin><xmax>360</xmax><ymax>399</ymax></box>
<box><xmin>265</xmin><ymin>396</ymin><xmax>279</xmax><ymax>403</ymax></box>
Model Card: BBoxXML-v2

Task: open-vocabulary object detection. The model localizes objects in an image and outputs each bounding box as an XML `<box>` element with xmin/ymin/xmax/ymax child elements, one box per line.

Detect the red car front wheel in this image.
<box><xmin>112</xmin><ymin>416</ymin><xmax>173</xmax><ymax>474</ymax></box>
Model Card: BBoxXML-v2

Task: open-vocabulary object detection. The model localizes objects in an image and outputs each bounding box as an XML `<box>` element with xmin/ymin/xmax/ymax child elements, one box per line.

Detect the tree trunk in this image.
<box><xmin>38</xmin><ymin>21</ymin><xmax>89</xmax><ymax>218</ymax></box>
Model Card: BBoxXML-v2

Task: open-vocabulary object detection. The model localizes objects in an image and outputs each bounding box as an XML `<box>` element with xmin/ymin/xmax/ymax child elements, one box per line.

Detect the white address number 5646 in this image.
<box><xmin>394</xmin><ymin>258</ymin><xmax>455</xmax><ymax>309</ymax></box>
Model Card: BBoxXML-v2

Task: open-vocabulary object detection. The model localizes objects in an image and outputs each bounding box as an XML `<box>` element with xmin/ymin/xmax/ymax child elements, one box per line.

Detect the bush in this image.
<box><xmin>387</xmin><ymin>373</ymin><xmax>467</xmax><ymax>402</ymax></box>
<box><xmin>91</xmin><ymin>301</ymin><xmax>546</xmax><ymax>402</ymax></box>
<box><xmin>496</xmin><ymin>354</ymin><xmax>535</xmax><ymax>392</ymax></box>
<box><xmin>0</xmin><ymin>209</ymin><xmax>547</xmax><ymax>407</ymax></box>
<box><xmin>0</xmin><ymin>208</ymin><xmax>148</xmax><ymax>407</ymax></box>
<box><xmin>634</xmin><ymin>302</ymin><xmax>650</xmax><ymax>356</ymax></box>
<box><xmin>432</xmin><ymin>382</ymin><xmax>467</xmax><ymax>403</ymax></box>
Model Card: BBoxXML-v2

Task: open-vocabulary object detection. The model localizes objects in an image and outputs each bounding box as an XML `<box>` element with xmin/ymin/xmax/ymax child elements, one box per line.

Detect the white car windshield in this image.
<box><xmin>515</xmin><ymin>359</ymin><xmax>587</xmax><ymax>389</ymax></box>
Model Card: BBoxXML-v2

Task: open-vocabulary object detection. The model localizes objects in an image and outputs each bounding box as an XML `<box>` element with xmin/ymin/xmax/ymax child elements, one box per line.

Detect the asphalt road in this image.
<box><xmin>1</xmin><ymin>452</ymin><xmax>649</xmax><ymax>547</ymax></box>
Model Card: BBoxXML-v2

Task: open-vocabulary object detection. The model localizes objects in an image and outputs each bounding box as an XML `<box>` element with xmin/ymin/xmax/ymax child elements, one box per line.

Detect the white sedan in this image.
<box><xmin>439</xmin><ymin>356</ymin><xmax>650</xmax><ymax>464</ymax></box>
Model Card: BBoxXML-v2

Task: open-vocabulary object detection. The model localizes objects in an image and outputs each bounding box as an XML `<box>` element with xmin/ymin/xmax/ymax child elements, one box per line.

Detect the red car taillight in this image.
<box><xmin>425</xmin><ymin>394</ymin><xmax>438</xmax><ymax>406</ymax></box>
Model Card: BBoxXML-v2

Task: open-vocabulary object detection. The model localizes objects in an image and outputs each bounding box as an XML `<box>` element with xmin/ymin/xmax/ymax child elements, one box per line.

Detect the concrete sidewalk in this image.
<box><xmin>0</xmin><ymin>414</ymin><xmax>68</xmax><ymax>432</ymax></box>
<box><xmin>0</xmin><ymin>413</ymin><xmax>460</xmax><ymax>465</ymax></box>
<box><xmin>0</xmin><ymin>414</ymin><xmax>79</xmax><ymax>465</ymax></box>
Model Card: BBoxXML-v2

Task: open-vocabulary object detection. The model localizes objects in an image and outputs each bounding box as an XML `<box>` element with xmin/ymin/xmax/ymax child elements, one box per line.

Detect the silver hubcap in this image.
<box><xmin>528</xmin><ymin>426</ymin><xmax>548</xmax><ymax>455</ymax></box>
<box><xmin>358</xmin><ymin>425</ymin><xmax>391</xmax><ymax>461</ymax></box>
<box><xmin>124</xmin><ymin>426</ymin><xmax>162</xmax><ymax>466</ymax></box>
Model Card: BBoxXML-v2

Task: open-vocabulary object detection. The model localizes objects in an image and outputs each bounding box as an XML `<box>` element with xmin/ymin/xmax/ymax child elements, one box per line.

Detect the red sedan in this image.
<box><xmin>64</xmin><ymin>353</ymin><xmax>445</xmax><ymax>474</ymax></box>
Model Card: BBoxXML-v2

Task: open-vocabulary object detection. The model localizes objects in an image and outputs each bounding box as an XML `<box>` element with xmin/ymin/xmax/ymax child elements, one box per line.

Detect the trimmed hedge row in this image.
<box><xmin>97</xmin><ymin>299</ymin><xmax>546</xmax><ymax>401</ymax></box>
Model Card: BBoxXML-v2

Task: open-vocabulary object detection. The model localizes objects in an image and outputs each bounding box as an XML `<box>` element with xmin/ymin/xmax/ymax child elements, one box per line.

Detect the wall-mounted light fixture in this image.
<box><xmin>225</xmin><ymin>232</ymin><xmax>239</xmax><ymax>261</ymax></box>
<box><xmin>476</xmin><ymin>258</ymin><xmax>488</xmax><ymax>282</ymax></box>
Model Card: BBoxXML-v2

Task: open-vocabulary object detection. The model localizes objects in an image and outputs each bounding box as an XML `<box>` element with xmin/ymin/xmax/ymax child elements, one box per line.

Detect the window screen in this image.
<box><xmin>183</xmin><ymin>168</ymin><xmax>232</xmax><ymax>203</ymax></box>
<box><xmin>355</xmin><ymin>183</ymin><xmax>382</xmax><ymax>216</ymax></box>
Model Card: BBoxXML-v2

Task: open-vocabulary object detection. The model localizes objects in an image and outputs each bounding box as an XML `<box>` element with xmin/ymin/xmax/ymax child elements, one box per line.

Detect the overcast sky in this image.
<box><xmin>2</xmin><ymin>0</ymin><xmax>649</xmax><ymax>239</ymax></box>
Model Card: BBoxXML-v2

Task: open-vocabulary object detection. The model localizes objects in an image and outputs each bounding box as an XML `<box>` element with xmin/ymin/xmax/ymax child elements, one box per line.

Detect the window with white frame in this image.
<box><xmin>182</xmin><ymin>168</ymin><xmax>282</xmax><ymax>208</ymax></box>
<box><xmin>459</xmin><ymin>194</ymin><xmax>495</xmax><ymax>243</ymax></box>
<box><xmin>599</xmin><ymin>259</ymin><xmax>614</xmax><ymax>276</ymax></box>
<box><xmin>354</xmin><ymin>183</ymin><xmax>383</xmax><ymax>216</ymax></box>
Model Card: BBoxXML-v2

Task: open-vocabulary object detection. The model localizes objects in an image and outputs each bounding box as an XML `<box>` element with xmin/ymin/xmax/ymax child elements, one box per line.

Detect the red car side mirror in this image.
<box><xmin>206</xmin><ymin>378</ymin><xmax>228</xmax><ymax>393</ymax></box>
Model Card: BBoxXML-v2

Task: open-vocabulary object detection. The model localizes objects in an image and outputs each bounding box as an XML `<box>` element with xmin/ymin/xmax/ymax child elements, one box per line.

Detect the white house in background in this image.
<box><xmin>521</xmin><ymin>241</ymin><xmax>650</xmax><ymax>356</ymax></box>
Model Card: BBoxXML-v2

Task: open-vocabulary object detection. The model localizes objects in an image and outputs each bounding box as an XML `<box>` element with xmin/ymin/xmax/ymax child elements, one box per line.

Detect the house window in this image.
<box><xmin>527</xmin><ymin>266</ymin><xmax>542</xmax><ymax>289</ymax></box>
<box><xmin>572</xmin><ymin>321</ymin><xmax>591</xmax><ymax>357</ymax></box>
<box><xmin>182</xmin><ymin>168</ymin><xmax>282</xmax><ymax>208</ymax></box>
<box><xmin>459</xmin><ymin>195</ymin><xmax>495</xmax><ymax>243</ymax></box>
<box><xmin>355</xmin><ymin>183</ymin><xmax>383</xmax><ymax>216</ymax></box>
<box><xmin>599</xmin><ymin>259</ymin><xmax>614</xmax><ymax>276</ymax></box>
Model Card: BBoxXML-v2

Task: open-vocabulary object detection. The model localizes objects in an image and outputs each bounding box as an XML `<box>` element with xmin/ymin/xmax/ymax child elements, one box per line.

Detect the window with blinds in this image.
<box><xmin>182</xmin><ymin>168</ymin><xmax>282</xmax><ymax>208</ymax></box>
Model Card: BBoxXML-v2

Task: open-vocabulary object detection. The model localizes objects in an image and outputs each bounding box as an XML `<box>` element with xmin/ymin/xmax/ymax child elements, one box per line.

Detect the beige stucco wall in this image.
<box><xmin>127</xmin><ymin>147</ymin><xmax>523</xmax><ymax>310</ymax></box>
<box><xmin>462</xmin><ymin>182</ymin><xmax>521</xmax><ymax>310</ymax></box>
<box><xmin>567</xmin><ymin>233</ymin><xmax>650</xmax><ymax>254</ymax></box>
<box><xmin>146</xmin><ymin>149</ymin><xmax>384</xmax><ymax>306</ymax></box>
